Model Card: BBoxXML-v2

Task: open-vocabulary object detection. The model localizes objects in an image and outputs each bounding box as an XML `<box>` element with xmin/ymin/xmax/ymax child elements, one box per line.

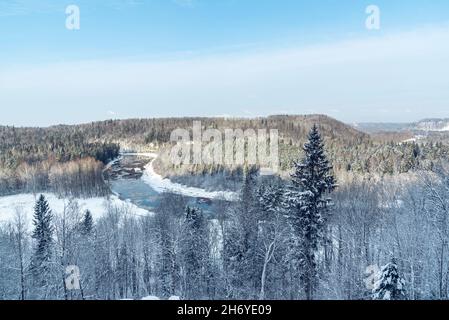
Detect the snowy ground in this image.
<box><xmin>401</xmin><ymin>135</ymin><xmax>425</xmax><ymax>144</ymax></box>
<box><xmin>0</xmin><ymin>193</ymin><xmax>152</xmax><ymax>225</ymax></box>
<box><xmin>142</xmin><ymin>159</ymin><xmax>239</xmax><ymax>201</ymax></box>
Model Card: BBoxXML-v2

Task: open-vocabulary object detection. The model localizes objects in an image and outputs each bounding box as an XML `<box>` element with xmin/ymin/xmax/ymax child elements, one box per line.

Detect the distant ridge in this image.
<box><xmin>1</xmin><ymin>114</ymin><xmax>368</xmax><ymax>145</ymax></box>
<box><xmin>414</xmin><ymin>118</ymin><xmax>449</xmax><ymax>132</ymax></box>
<box><xmin>355</xmin><ymin>118</ymin><xmax>449</xmax><ymax>133</ymax></box>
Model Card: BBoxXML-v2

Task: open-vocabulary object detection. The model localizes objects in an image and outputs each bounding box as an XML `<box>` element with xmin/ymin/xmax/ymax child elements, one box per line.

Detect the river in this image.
<box><xmin>106</xmin><ymin>154</ymin><xmax>238</xmax><ymax>214</ymax></box>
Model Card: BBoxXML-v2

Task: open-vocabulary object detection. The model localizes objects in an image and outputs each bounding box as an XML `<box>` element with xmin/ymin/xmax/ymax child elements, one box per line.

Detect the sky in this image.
<box><xmin>0</xmin><ymin>0</ymin><xmax>448</xmax><ymax>126</ymax></box>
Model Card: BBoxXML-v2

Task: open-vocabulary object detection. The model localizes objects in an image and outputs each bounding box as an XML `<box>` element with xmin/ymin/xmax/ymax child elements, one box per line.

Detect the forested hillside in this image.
<box><xmin>1</xmin><ymin>114</ymin><xmax>449</xmax><ymax>196</ymax></box>
<box><xmin>0</xmin><ymin>126</ymin><xmax>119</xmax><ymax>196</ymax></box>
<box><xmin>2</xmin><ymin>125</ymin><xmax>449</xmax><ymax>300</ymax></box>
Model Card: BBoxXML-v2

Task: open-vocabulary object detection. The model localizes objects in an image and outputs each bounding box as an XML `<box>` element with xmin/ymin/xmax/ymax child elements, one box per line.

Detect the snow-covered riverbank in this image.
<box><xmin>0</xmin><ymin>153</ymin><xmax>240</xmax><ymax>225</ymax></box>
<box><xmin>117</xmin><ymin>152</ymin><xmax>239</xmax><ymax>201</ymax></box>
<box><xmin>0</xmin><ymin>193</ymin><xmax>152</xmax><ymax>224</ymax></box>
<box><xmin>142</xmin><ymin>159</ymin><xmax>239</xmax><ymax>201</ymax></box>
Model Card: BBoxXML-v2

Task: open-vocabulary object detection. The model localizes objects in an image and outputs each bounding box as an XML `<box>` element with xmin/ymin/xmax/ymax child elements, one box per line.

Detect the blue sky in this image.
<box><xmin>0</xmin><ymin>0</ymin><xmax>449</xmax><ymax>126</ymax></box>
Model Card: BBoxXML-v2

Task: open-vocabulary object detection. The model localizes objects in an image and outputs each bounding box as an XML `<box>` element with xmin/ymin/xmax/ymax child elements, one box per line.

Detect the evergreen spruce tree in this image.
<box><xmin>77</xmin><ymin>209</ymin><xmax>95</xmax><ymax>299</ymax></box>
<box><xmin>80</xmin><ymin>210</ymin><xmax>94</xmax><ymax>236</ymax></box>
<box><xmin>30</xmin><ymin>194</ymin><xmax>54</xmax><ymax>288</ymax></box>
<box><xmin>373</xmin><ymin>259</ymin><xmax>406</xmax><ymax>300</ymax></box>
<box><xmin>285</xmin><ymin>125</ymin><xmax>336</xmax><ymax>300</ymax></box>
<box><xmin>257</xmin><ymin>176</ymin><xmax>284</xmax><ymax>219</ymax></box>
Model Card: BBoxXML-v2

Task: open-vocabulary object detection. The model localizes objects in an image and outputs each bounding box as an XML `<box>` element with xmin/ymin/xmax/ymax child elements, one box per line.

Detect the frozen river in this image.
<box><xmin>108</xmin><ymin>154</ymin><xmax>238</xmax><ymax>213</ymax></box>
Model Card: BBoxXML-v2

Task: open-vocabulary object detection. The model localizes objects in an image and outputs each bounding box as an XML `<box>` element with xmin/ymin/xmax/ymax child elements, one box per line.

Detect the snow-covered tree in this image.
<box><xmin>256</xmin><ymin>177</ymin><xmax>288</xmax><ymax>299</ymax></box>
<box><xmin>76</xmin><ymin>209</ymin><xmax>96</xmax><ymax>300</ymax></box>
<box><xmin>373</xmin><ymin>259</ymin><xmax>406</xmax><ymax>300</ymax></box>
<box><xmin>180</xmin><ymin>206</ymin><xmax>210</xmax><ymax>299</ymax></box>
<box><xmin>30</xmin><ymin>195</ymin><xmax>54</xmax><ymax>281</ymax></box>
<box><xmin>257</xmin><ymin>176</ymin><xmax>284</xmax><ymax>219</ymax></box>
<box><xmin>11</xmin><ymin>209</ymin><xmax>29</xmax><ymax>300</ymax></box>
<box><xmin>223</xmin><ymin>167</ymin><xmax>263</xmax><ymax>299</ymax></box>
<box><xmin>154</xmin><ymin>193</ymin><xmax>185</xmax><ymax>298</ymax></box>
<box><xmin>285</xmin><ymin>125</ymin><xmax>336</xmax><ymax>300</ymax></box>
<box><xmin>80</xmin><ymin>210</ymin><xmax>94</xmax><ymax>236</ymax></box>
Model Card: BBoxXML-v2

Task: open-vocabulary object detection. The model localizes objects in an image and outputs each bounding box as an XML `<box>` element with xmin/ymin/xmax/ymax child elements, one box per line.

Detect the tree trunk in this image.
<box><xmin>259</xmin><ymin>241</ymin><xmax>275</xmax><ymax>300</ymax></box>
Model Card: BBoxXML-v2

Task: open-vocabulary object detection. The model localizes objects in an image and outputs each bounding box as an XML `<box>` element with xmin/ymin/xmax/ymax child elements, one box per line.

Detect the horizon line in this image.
<box><xmin>0</xmin><ymin>113</ymin><xmax>443</xmax><ymax>129</ymax></box>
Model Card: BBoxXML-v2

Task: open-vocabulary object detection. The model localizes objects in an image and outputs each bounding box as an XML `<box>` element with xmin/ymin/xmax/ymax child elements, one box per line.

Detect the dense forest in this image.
<box><xmin>0</xmin><ymin>126</ymin><xmax>119</xmax><ymax>196</ymax></box>
<box><xmin>1</xmin><ymin>125</ymin><xmax>448</xmax><ymax>300</ymax></box>
<box><xmin>2</xmin><ymin>115</ymin><xmax>448</xmax><ymax>197</ymax></box>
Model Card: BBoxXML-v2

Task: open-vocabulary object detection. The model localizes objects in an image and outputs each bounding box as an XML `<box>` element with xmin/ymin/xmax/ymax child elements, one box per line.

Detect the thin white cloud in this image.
<box><xmin>0</xmin><ymin>0</ymin><xmax>60</xmax><ymax>16</ymax></box>
<box><xmin>0</xmin><ymin>0</ymin><xmax>143</xmax><ymax>16</ymax></box>
<box><xmin>1</xmin><ymin>24</ymin><xmax>449</xmax><ymax>125</ymax></box>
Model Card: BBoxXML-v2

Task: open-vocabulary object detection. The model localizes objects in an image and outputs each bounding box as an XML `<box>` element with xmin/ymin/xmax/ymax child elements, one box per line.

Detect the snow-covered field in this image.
<box><xmin>0</xmin><ymin>152</ymin><xmax>239</xmax><ymax>225</ymax></box>
<box><xmin>142</xmin><ymin>159</ymin><xmax>239</xmax><ymax>201</ymax></box>
<box><xmin>0</xmin><ymin>193</ymin><xmax>152</xmax><ymax>225</ymax></box>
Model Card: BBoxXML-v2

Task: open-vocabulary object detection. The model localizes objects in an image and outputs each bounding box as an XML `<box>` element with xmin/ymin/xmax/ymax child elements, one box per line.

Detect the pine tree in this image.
<box><xmin>285</xmin><ymin>125</ymin><xmax>336</xmax><ymax>300</ymax></box>
<box><xmin>373</xmin><ymin>259</ymin><xmax>406</xmax><ymax>300</ymax></box>
<box><xmin>80</xmin><ymin>210</ymin><xmax>94</xmax><ymax>236</ymax></box>
<box><xmin>77</xmin><ymin>209</ymin><xmax>95</xmax><ymax>299</ymax></box>
<box><xmin>30</xmin><ymin>194</ymin><xmax>54</xmax><ymax>288</ymax></box>
<box><xmin>154</xmin><ymin>201</ymin><xmax>178</xmax><ymax>298</ymax></box>
<box><xmin>257</xmin><ymin>176</ymin><xmax>284</xmax><ymax>219</ymax></box>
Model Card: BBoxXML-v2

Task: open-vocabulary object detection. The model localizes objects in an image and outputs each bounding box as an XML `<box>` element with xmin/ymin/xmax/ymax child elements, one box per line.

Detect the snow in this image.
<box><xmin>428</xmin><ymin>124</ymin><xmax>449</xmax><ymax>132</ymax></box>
<box><xmin>209</xmin><ymin>219</ymin><xmax>224</xmax><ymax>259</ymax></box>
<box><xmin>121</xmin><ymin>152</ymin><xmax>159</xmax><ymax>158</ymax></box>
<box><xmin>402</xmin><ymin>138</ymin><xmax>417</xmax><ymax>143</ymax></box>
<box><xmin>142</xmin><ymin>158</ymin><xmax>239</xmax><ymax>202</ymax></box>
<box><xmin>103</xmin><ymin>157</ymin><xmax>120</xmax><ymax>171</ymax></box>
<box><xmin>401</xmin><ymin>135</ymin><xmax>425</xmax><ymax>144</ymax></box>
<box><xmin>113</xmin><ymin>152</ymin><xmax>239</xmax><ymax>201</ymax></box>
<box><xmin>140</xmin><ymin>295</ymin><xmax>180</xmax><ymax>300</ymax></box>
<box><xmin>0</xmin><ymin>151</ymin><xmax>239</xmax><ymax>225</ymax></box>
<box><xmin>141</xmin><ymin>296</ymin><xmax>161</xmax><ymax>300</ymax></box>
<box><xmin>0</xmin><ymin>193</ymin><xmax>153</xmax><ymax>225</ymax></box>
<box><xmin>415</xmin><ymin>120</ymin><xmax>449</xmax><ymax>132</ymax></box>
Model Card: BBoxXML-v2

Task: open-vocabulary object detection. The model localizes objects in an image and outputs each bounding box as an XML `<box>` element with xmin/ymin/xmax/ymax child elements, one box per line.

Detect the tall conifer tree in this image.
<box><xmin>285</xmin><ymin>125</ymin><xmax>336</xmax><ymax>300</ymax></box>
<box><xmin>30</xmin><ymin>195</ymin><xmax>54</xmax><ymax>289</ymax></box>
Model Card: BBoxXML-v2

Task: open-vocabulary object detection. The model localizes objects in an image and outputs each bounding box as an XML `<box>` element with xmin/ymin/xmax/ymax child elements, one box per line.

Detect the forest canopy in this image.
<box><xmin>1</xmin><ymin>115</ymin><xmax>448</xmax><ymax>196</ymax></box>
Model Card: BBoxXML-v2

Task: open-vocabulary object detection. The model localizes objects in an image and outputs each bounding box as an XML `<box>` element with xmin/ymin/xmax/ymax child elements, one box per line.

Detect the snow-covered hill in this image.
<box><xmin>414</xmin><ymin>119</ymin><xmax>449</xmax><ymax>132</ymax></box>
<box><xmin>355</xmin><ymin>118</ymin><xmax>449</xmax><ymax>133</ymax></box>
